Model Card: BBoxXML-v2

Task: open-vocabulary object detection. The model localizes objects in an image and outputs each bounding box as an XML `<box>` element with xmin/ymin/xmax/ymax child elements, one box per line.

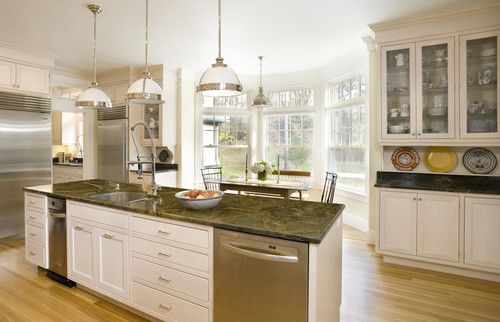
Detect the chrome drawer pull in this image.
<box><xmin>158</xmin><ymin>275</ymin><xmax>172</xmax><ymax>282</ymax></box>
<box><xmin>29</xmin><ymin>233</ymin><xmax>36</xmax><ymax>237</ymax></box>
<box><xmin>74</xmin><ymin>226</ymin><xmax>85</xmax><ymax>231</ymax></box>
<box><xmin>29</xmin><ymin>201</ymin><xmax>36</xmax><ymax>205</ymax></box>
<box><xmin>29</xmin><ymin>216</ymin><xmax>35</xmax><ymax>220</ymax></box>
<box><xmin>157</xmin><ymin>230</ymin><xmax>171</xmax><ymax>235</ymax></box>
<box><xmin>103</xmin><ymin>234</ymin><xmax>114</xmax><ymax>239</ymax></box>
<box><xmin>158</xmin><ymin>251</ymin><xmax>171</xmax><ymax>257</ymax></box>
<box><xmin>29</xmin><ymin>251</ymin><xmax>37</xmax><ymax>256</ymax></box>
<box><xmin>158</xmin><ymin>303</ymin><xmax>173</xmax><ymax>311</ymax></box>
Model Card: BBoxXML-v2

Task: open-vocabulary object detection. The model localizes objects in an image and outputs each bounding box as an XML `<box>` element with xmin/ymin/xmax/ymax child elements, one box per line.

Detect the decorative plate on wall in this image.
<box><xmin>391</xmin><ymin>147</ymin><xmax>420</xmax><ymax>171</ymax></box>
<box><xmin>423</xmin><ymin>147</ymin><xmax>457</xmax><ymax>173</ymax></box>
<box><xmin>463</xmin><ymin>148</ymin><xmax>497</xmax><ymax>174</ymax></box>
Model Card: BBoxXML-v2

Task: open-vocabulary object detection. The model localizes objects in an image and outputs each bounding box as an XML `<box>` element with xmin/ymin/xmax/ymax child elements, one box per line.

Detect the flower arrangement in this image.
<box><xmin>251</xmin><ymin>161</ymin><xmax>274</xmax><ymax>181</ymax></box>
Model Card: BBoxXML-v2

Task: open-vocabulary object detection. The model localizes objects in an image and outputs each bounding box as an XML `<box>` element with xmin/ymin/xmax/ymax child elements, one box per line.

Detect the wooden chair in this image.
<box><xmin>321</xmin><ymin>172</ymin><xmax>338</xmax><ymax>204</ymax></box>
<box><xmin>201</xmin><ymin>166</ymin><xmax>222</xmax><ymax>191</ymax></box>
<box><xmin>270</xmin><ymin>169</ymin><xmax>312</xmax><ymax>200</ymax></box>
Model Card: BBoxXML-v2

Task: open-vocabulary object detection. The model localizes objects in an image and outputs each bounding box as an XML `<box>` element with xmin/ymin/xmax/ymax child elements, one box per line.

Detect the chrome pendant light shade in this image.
<box><xmin>196</xmin><ymin>0</ymin><xmax>242</xmax><ymax>97</ymax></box>
<box><xmin>126</xmin><ymin>0</ymin><xmax>164</xmax><ymax>105</ymax></box>
<box><xmin>76</xmin><ymin>4</ymin><xmax>112</xmax><ymax>110</ymax></box>
<box><xmin>252</xmin><ymin>56</ymin><xmax>271</xmax><ymax>107</ymax></box>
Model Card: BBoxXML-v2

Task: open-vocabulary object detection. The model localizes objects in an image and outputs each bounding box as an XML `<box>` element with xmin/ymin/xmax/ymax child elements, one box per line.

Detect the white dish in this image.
<box><xmin>175</xmin><ymin>190</ymin><xmax>224</xmax><ymax>210</ymax></box>
<box><xmin>388</xmin><ymin>125</ymin><xmax>405</xmax><ymax>134</ymax></box>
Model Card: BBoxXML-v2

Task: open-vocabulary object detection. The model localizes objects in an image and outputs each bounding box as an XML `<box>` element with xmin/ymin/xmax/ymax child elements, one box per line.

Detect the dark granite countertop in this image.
<box><xmin>24</xmin><ymin>179</ymin><xmax>343</xmax><ymax>244</ymax></box>
<box><xmin>375</xmin><ymin>171</ymin><xmax>500</xmax><ymax>195</ymax></box>
<box><xmin>53</xmin><ymin>162</ymin><xmax>83</xmax><ymax>168</ymax></box>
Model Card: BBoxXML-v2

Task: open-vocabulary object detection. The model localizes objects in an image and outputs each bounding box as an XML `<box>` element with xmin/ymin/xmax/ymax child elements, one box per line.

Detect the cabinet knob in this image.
<box><xmin>29</xmin><ymin>233</ymin><xmax>36</xmax><ymax>237</ymax></box>
<box><xmin>417</xmin><ymin>133</ymin><xmax>421</xmax><ymax>136</ymax></box>
<box><xmin>103</xmin><ymin>234</ymin><xmax>114</xmax><ymax>239</ymax></box>
<box><xmin>411</xmin><ymin>133</ymin><xmax>416</xmax><ymax>136</ymax></box>
<box><xmin>413</xmin><ymin>198</ymin><xmax>417</xmax><ymax>201</ymax></box>
<box><xmin>157</xmin><ymin>230</ymin><xmax>171</xmax><ymax>235</ymax></box>
<box><xmin>29</xmin><ymin>251</ymin><xmax>37</xmax><ymax>256</ymax></box>
<box><xmin>74</xmin><ymin>225</ymin><xmax>85</xmax><ymax>231</ymax></box>
<box><xmin>29</xmin><ymin>216</ymin><xmax>35</xmax><ymax>220</ymax></box>
<box><xmin>418</xmin><ymin>198</ymin><xmax>422</xmax><ymax>201</ymax></box>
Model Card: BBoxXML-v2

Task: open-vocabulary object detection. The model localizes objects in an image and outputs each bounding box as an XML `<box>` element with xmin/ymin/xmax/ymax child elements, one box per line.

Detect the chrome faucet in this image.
<box><xmin>129</xmin><ymin>121</ymin><xmax>161</xmax><ymax>196</ymax></box>
<box><xmin>76</xmin><ymin>134</ymin><xmax>84</xmax><ymax>158</ymax></box>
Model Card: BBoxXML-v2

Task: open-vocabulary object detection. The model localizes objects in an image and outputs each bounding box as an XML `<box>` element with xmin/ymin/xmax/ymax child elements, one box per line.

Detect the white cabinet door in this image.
<box><xmin>0</xmin><ymin>60</ymin><xmax>16</xmax><ymax>89</ymax></box>
<box><xmin>465</xmin><ymin>197</ymin><xmax>500</xmax><ymax>271</ymax></box>
<box><xmin>16</xmin><ymin>64</ymin><xmax>50</xmax><ymax>94</ymax></box>
<box><xmin>381</xmin><ymin>43</ymin><xmax>416</xmax><ymax>140</ymax></box>
<box><xmin>379</xmin><ymin>191</ymin><xmax>417</xmax><ymax>255</ymax></box>
<box><xmin>459</xmin><ymin>31</ymin><xmax>500</xmax><ymax>139</ymax></box>
<box><xmin>417</xmin><ymin>193</ymin><xmax>460</xmax><ymax>262</ymax></box>
<box><xmin>96</xmin><ymin>228</ymin><xmax>129</xmax><ymax>299</ymax></box>
<box><xmin>68</xmin><ymin>220</ymin><xmax>96</xmax><ymax>285</ymax></box>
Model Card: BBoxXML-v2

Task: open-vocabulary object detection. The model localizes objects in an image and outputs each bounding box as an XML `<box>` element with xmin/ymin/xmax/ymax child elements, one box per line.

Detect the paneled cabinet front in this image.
<box><xmin>379</xmin><ymin>190</ymin><xmax>460</xmax><ymax>262</ymax></box>
<box><xmin>0</xmin><ymin>59</ymin><xmax>50</xmax><ymax>95</ymax></box>
<box><xmin>68</xmin><ymin>220</ymin><xmax>96</xmax><ymax>285</ymax></box>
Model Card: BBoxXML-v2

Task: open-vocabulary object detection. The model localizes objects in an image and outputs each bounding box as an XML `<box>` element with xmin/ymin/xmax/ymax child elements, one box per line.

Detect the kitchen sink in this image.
<box><xmin>91</xmin><ymin>191</ymin><xmax>154</xmax><ymax>204</ymax></box>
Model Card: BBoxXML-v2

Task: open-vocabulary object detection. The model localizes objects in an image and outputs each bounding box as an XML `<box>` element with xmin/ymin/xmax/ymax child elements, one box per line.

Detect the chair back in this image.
<box><xmin>201</xmin><ymin>166</ymin><xmax>222</xmax><ymax>190</ymax></box>
<box><xmin>270</xmin><ymin>170</ymin><xmax>312</xmax><ymax>185</ymax></box>
<box><xmin>321</xmin><ymin>172</ymin><xmax>338</xmax><ymax>203</ymax></box>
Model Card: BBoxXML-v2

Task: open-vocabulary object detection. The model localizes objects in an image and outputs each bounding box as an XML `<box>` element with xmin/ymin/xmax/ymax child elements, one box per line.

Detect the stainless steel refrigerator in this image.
<box><xmin>97</xmin><ymin>106</ymin><xmax>128</xmax><ymax>182</ymax></box>
<box><xmin>0</xmin><ymin>91</ymin><xmax>52</xmax><ymax>240</ymax></box>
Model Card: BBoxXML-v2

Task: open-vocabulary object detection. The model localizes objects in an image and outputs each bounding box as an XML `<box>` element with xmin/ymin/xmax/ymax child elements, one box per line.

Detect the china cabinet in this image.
<box><xmin>460</xmin><ymin>31</ymin><xmax>500</xmax><ymax>139</ymax></box>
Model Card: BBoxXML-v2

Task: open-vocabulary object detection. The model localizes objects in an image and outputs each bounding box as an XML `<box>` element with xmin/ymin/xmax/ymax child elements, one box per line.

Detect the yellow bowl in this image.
<box><xmin>423</xmin><ymin>147</ymin><xmax>457</xmax><ymax>173</ymax></box>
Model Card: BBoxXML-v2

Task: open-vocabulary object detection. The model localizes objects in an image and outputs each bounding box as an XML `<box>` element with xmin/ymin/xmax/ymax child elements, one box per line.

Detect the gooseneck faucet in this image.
<box><xmin>129</xmin><ymin>121</ymin><xmax>161</xmax><ymax>196</ymax></box>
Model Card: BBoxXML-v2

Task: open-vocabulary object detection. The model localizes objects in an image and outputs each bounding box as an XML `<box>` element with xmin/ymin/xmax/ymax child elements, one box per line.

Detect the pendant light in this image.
<box><xmin>126</xmin><ymin>0</ymin><xmax>164</xmax><ymax>105</ymax></box>
<box><xmin>252</xmin><ymin>56</ymin><xmax>271</xmax><ymax>107</ymax></box>
<box><xmin>196</xmin><ymin>0</ymin><xmax>242</xmax><ymax>97</ymax></box>
<box><xmin>75</xmin><ymin>4</ymin><xmax>112</xmax><ymax>109</ymax></box>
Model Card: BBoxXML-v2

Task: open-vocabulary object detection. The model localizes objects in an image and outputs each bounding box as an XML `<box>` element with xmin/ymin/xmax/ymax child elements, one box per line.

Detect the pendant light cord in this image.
<box><xmin>92</xmin><ymin>10</ymin><xmax>97</xmax><ymax>84</ymax></box>
<box><xmin>145</xmin><ymin>0</ymin><xmax>149</xmax><ymax>73</ymax></box>
<box><xmin>218</xmin><ymin>0</ymin><xmax>222</xmax><ymax>59</ymax></box>
<box><xmin>259</xmin><ymin>56</ymin><xmax>263</xmax><ymax>87</ymax></box>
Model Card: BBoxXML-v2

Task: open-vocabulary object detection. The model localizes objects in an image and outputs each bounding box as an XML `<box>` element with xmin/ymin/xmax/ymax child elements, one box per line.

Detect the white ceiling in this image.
<box><xmin>0</xmin><ymin>0</ymin><xmax>496</xmax><ymax>76</ymax></box>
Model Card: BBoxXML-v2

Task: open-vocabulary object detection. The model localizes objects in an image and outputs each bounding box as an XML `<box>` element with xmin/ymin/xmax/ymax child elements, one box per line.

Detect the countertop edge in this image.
<box><xmin>374</xmin><ymin>184</ymin><xmax>500</xmax><ymax>195</ymax></box>
<box><xmin>23</xmin><ymin>186</ymin><xmax>344</xmax><ymax>244</ymax></box>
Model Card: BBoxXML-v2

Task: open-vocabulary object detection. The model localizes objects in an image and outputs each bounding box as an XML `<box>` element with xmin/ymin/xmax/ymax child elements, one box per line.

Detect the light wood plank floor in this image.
<box><xmin>1</xmin><ymin>227</ymin><xmax>499</xmax><ymax>321</ymax></box>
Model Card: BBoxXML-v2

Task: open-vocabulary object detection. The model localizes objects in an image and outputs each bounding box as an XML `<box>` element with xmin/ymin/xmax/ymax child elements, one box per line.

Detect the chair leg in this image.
<box><xmin>299</xmin><ymin>191</ymin><xmax>302</xmax><ymax>201</ymax></box>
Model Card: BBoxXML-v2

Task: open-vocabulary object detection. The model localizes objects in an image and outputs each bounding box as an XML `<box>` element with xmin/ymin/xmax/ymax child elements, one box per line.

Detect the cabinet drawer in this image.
<box><xmin>25</xmin><ymin>208</ymin><xmax>45</xmax><ymax>227</ymax></box>
<box><xmin>131</xmin><ymin>217</ymin><xmax>209</xmax><ymax>249</ymax></box>
<box><xmin>68</xmin><ymin>201</ymin><xmax>128</xmax><ymax>229</ymax></box>
<box><xmin>25</xmin><ymin>240</ymin><xmax>45</xmax><ymax>267</ymax></box>
<box><xmin>132</xmin><ymin>282</ymin><xmax>209</xmax><ymax>322</ymax></box>
<box><xmin>132</xmin><ymin>237</ymin><xmax>208</xmax><ymax>273</ymax></box>
<box><xmin>26</xmin><ymin>224</ymin><xmax>45</xmax><ymax>246</ymax></box>
<box><xmin>132</xmin><ymin>257</ymin><xmax>209</xmax><ymax>302</ymax></box>
<box><xmin>25</xmin><ymin>194</ymin><xmax>45</xmax><ymax>211</ymax></box>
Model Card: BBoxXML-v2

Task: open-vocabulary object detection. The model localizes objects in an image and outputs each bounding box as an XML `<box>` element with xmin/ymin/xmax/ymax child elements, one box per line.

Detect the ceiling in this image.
<box><xmin>0</xmin><ymin>0</ymin><xmax>496</xmax><ymax>76</ymax></box>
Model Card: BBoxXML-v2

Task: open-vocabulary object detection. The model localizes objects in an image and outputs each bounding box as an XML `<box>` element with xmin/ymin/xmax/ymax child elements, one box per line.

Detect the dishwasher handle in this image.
<box><xmin>220</xmin><ymin>241</ymin><xmax>298</xmax><ymax>264</ymax></box>
<box><xmin>49</xmin><ymin>210</ymin><xmax>66</xmax><ymax>219</ymax></box>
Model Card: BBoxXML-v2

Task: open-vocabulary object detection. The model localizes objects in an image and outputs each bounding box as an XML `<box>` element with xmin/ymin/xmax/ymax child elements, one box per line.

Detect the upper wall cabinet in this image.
<box><xmin>381</xmin><ymin>38</ymin><xmax>456</xmax><ymax>141</ymax></box>
<box><xmin>0</xmin><ymin>59</ymin><xmax>50</xmax><ymax>95</ymax></box>
<box><xmin>460</xmin><ymin>31</ymin><xmax>500</xmax><ymax>139</ymax></box>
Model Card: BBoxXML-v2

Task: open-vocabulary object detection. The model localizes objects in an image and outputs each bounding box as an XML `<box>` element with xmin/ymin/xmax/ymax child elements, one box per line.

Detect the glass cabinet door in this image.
<box><xmin>461</xmin><ymin>32</ymin><xmax>499</xmax><ymax>138</ymax></box>
<box><xmin>382</xmin><ymin>44</ymin><xmax>415</xmax><ymax>139</ymax></box>
<box><xmin>416</xmin><ymin>38</ymin><xmax>455</xmax><ymax>139</ymax></box>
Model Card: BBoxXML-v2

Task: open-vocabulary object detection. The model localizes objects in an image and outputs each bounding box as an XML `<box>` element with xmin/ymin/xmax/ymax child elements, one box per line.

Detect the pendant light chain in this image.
<box><xmin>92</xmin><ymin>9</ymin><xmax>97</xmax><ymax>84</ymax></box>
<box><xmin>145</xmin><ymin>0</ymin><xmax>149</xmax><ymax>73</ymax></box>
<box><xmin>218</xmin><ymin>0</ymin><xmax>222</xmax><ymax>59</ymax></box>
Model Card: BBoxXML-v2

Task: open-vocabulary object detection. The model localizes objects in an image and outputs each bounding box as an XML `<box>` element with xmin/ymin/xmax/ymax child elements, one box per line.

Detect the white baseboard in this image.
<box><xmin>366</xmin><ymin>229</ymin><xmax>376</xmax><ymax>245</ymax></box>
<box><xmin>343</xmin><ymin>212</ymin><xmax>368</xmax><ymax>233</ymax></box>
<box><xmin>383</xmin><ymin>255</ymin><xmax>500</xmax><ymax>283</ymax></box>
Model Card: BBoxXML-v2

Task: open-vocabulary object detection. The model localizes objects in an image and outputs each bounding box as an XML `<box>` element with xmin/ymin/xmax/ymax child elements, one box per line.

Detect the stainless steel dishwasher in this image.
<box><xmin>214</xmin><ymin>228</ymin><xmax>308</xmax><ymax>322</ymax></box>
<box><xmin>47</xmin><ymin>197</ymin><xmax>75</xmax><ymax>287</ymax></box>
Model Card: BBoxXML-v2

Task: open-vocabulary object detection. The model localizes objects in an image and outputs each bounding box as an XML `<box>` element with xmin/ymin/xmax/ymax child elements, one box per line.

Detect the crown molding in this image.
<box><xmin>369</xmin><ymin>2</ymin><xmax>500</xmax><ymax>33</ymax></box>
<box><xmin>0</xmin><ymin>40</ymin><xmax>59</xmax><ymax>59</ymax></box>
<box><xmin>53</xmin><ymin>65</ymin><xmax>90</xmax><ymax>79</ymax></box>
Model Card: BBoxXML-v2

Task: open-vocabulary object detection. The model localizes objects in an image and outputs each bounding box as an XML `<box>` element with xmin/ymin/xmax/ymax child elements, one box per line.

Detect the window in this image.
<box><xmin>264</xmin><ymin>88</ymin><xmax>315</xmax><ymax>170</ymax></box>
<box><xmin>326</xmin><ymin>75</ymin><xmax>366</xmax><ymax>105</ymax></box>
<box><xmin>327</xmin><ymin>75</ymin><xmax>367</xmax><ymax>193</ymax></box>
<box><xmin>202</xmin><ymin>95</ymin><xmax>249</xmax><ymax>176</ymax></box>
<box><xmin>268</xmin><ymin>88</ymin><xmax>314</xmax><ymax>108</ymax></box>
<box><xmin>266</xmin><ymin>114</ymin><xmax>314</xmax><ymax>170</ymax></box>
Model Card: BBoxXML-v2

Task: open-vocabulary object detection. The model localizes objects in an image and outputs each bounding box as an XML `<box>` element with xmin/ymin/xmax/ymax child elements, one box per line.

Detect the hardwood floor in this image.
<box><xmin>1</xmin><ymin>227</ymin><xmax>499</xmax><ymax>321</ymax></box>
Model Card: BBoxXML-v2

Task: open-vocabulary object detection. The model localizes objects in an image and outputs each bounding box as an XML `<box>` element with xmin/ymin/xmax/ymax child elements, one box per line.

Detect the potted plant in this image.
<box><xmin>251</xmin><ymin>161</ymin><xmax>274</xmax><ymax>181</ymax></box>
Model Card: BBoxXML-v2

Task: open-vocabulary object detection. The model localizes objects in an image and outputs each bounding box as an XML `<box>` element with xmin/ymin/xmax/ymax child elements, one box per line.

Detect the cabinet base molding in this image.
<box><xmin>383</xmin><ymin>255</ymin><xmax>500</xmax><ymax>283</ymax></box>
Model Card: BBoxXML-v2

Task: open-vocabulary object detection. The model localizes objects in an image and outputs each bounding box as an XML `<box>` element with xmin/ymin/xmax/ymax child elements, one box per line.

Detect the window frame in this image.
<box><xmin>326</xmin><ymin>73</ymin><xmax>368</xmax><ymax>196</ymax></box>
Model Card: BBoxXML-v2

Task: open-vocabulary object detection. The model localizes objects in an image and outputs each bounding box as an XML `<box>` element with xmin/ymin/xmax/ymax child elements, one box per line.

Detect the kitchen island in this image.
<box><xmin>24</xmin><ymin>179</ymin><xmax>344</xmax><ymax>322</ymax></box>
